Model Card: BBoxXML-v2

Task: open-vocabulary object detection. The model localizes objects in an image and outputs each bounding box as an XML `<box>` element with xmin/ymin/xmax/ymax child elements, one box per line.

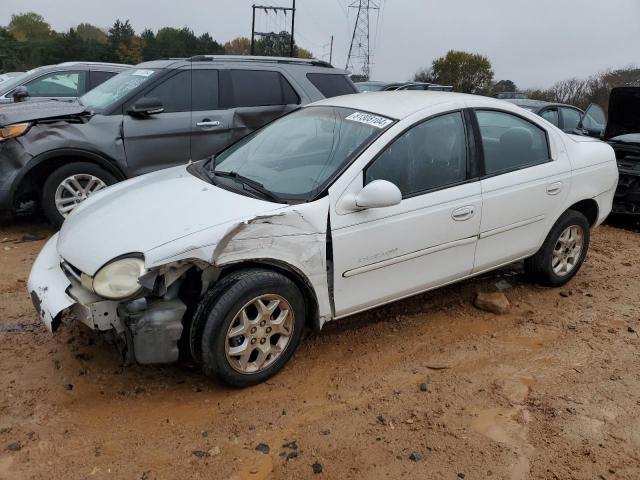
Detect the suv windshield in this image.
<box><xmin>80</xmin><ymin>68</ymin><xmax>159</xmax><ymax>112</ymax></box>
<box><xmin>210</xmin><ymin>106</ymin><xmax>393</xmax><ymax>201</ymax></box>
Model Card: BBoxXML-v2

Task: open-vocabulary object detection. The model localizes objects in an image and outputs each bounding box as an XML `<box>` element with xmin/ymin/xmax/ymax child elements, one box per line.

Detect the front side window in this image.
<box><xmin>210</xmin><ymin>106</ymin><xmax>391</xmax><ymax>200</ymax></box>
<box><xmin>560</xmin><ymin>107</ymin><xmax>582</xmax><ymax>131</ymax></box>
<box><xmin>26</xmin><ymin>71</ymin><xmax>85</xmax><ymax>97</ymax></box>
<box><xmin>81</xmin><ymin>68</ymin><xmax>160</xmax><ymax>113</ymax></box>
<box><xmin>230</xmin><ymin>70</ymin><xmax>299</xmax><ymax>107</ymax></box>
<box><xmin>476</xmin><ymin>110</ymin><xmax>550</xmax><ymax>175</ymax></box>
<box><xmin>539</xmin><ymin>108</ymin><xmax>559</xmax><ymax>127</ymax></box>
<box><xmin>140</xmin><ymin>71</ymin><xmax>190</xmax><ymax>113</ymax></box>
<box><xmin>89</xmin><ymin>71</ymin><xmax>118</xmax><ymax>90</ymax></box>
<box><xmin>365</xmin><ymin>112</ymin><xmax>467</xmax><ymax>197</ymax></box>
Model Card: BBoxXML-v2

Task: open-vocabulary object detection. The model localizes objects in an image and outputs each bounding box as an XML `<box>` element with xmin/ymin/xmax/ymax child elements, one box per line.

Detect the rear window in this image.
<box><xmin>306</xmin><ymin>73</ymin><xmax>357</xmax><ymax>98</ymax></box>
<box><xmin>230</xmin><ymin>70</ymin><xmax>299</xmax><ymax>108</ymax></box>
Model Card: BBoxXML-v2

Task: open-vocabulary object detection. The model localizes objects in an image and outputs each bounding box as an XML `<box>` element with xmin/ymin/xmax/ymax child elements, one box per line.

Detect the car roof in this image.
<box><xmin>505</xmin><ymin>98</ymin><xmax>582</xmax><ymax>111</ymax></box>
<box><xmin>311</xmin><ymin>91</ymin><xmax>513</xmax><ymax>119</ymax></box>
<box><xmin>135</xmin><ymin>55</ymin><xmax>342</xmax><ymax>71</ymax></box>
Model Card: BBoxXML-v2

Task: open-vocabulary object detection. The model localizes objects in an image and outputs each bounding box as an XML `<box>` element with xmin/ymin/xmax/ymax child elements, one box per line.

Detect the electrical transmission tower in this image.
<box><xmin>345</xmin><ymin>0</ymin><xmax>380</xmax><ymax>81</ymax></box>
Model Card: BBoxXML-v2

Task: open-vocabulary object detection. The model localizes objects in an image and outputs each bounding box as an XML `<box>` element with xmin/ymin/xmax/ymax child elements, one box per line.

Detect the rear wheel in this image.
<box><xmin>525</xmin><ymin>210</ymin><xmax>590</xmax><ymax>287</ymax></box>
<box><xmin>41</xmin><ymin>162</ymin><xmax>118</xmax><ymax>227</ymax></box>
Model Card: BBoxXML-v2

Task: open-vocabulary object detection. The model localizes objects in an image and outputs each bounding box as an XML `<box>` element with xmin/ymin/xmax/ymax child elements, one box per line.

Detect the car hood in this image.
<box><xmin>0</xmin><ymin>99</ymin><xmax>87</xmax><ymax>126</ymax></box>
<box><xmin>605</xmin><ymin>87</ymin><xmax>640</xmax><ymax>141</ymax></box>
<box><xmin>57</xmin><ymin>165</ymin><xmax>285</xmax><ymax>275</ymax></box>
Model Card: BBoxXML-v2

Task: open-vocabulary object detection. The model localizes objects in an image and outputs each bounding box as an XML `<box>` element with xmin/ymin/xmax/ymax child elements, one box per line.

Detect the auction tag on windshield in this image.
<box><xmin>345</xmin><ymin>112</ymin><xmax>393</xmax><ymax>129</ymax></box>
<box><xmin>132</xmin><ymin>69</ymin><xmax>155</xmax><ymax>77</ymax></box>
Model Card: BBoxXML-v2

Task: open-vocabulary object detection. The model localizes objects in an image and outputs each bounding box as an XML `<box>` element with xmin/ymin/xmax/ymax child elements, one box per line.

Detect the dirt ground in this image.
<box><xmin>1</xmin><ymin>217</ymin><xmax>639</xmax><ymax>480</ymax></box>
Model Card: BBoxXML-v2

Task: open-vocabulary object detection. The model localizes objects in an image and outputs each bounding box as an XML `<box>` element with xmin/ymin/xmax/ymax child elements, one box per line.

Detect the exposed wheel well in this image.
<box><xmin>217</xmin><ymin>261</ymin><xmax>321</xmax><ymax>332</ymax></box>
<box><xmin>13</xmin><ymin>155</ymin><xmax>125</xmax><ymax>208</ymax></box>
<box><xmin>567</xmin><ymin>199</ymin><xmax>599</xmax><ymax>227</ymax></box>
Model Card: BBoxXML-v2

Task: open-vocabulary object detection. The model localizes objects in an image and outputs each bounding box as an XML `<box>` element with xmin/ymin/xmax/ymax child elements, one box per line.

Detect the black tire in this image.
<box><xmin>525</xmin><ymin>210</ymin><xmax>590</xmax><ymax>287</ymax></box>
<box><xmin>190</xmin><ymin>269</ymin><xmax>305</xmax><ymax>387</ymax></box>
<box><xmin>41</xmin><ymin>162</ymin><xmax>118</xmax><ymax>228</ymax></box>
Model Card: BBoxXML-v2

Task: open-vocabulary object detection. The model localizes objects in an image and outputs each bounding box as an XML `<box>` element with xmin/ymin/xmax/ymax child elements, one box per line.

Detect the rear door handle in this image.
<box><xmin>196</xmin><ymin>120</ymin><xmax>221</xmax><ymax>128</ymax></box>
<box><xmin>452</xmin><ymin>205</ymin><xmax>475</xmax><ymax>221</ymax></box>
<box><xmin>546</xmin><ymin>181</ymin><xmax>563</xmax><ymax>195</ymax></box>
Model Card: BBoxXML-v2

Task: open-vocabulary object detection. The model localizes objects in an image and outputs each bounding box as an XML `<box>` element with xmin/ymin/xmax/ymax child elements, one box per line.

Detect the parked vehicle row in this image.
<box><xmin>0</xmin><ymin>56</ymin><xmax>357</xmax><ymax>225</ymax></box>
<box><xmin>355</xmin><ymin>80</ymin><xmax>453</xmax><ymax>92</ymax></box>
<box><xmin>28</xmin><ymin>91</ymin><xmax>618</xmax><ymax>386</ymax></box>
<box><xmin>0</xmin><ymin>62</ymin><xmax>129</xmax><ymax>104</ymax></box>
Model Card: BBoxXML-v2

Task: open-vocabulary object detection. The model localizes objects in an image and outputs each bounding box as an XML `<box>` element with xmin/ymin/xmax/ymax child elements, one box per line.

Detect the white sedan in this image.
<box><xmin>28</xmin><ymin>91</ymin><xmax>618</xmax><ymax>386</ymax></box>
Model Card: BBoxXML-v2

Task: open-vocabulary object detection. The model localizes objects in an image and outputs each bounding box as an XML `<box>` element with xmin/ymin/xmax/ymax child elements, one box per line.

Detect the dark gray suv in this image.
<box><xmin>0</xmin><ymin>62</ymin><xmax>130</xmax><ymax>104</ymax></box>
<box><xmin>0</xmin><ymin>56</ymin><xmax>356</xmax><ymax>225</ymax></box>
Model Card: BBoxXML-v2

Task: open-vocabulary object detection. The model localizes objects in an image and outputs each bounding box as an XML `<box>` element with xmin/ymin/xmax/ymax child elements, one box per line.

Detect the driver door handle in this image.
<box><xmin>196</xmin><ymin>120</ymin><xmax>221</xmax><ymax>128</ymax></box>
<box><xmin>452</xmin><ymin>205</ymin><xmax>475</xmax><ymax>221</ymax></box>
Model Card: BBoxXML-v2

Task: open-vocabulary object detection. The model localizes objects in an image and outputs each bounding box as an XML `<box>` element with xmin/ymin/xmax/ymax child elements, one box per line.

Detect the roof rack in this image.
<box><xmin>185</xmin><ymin>55</ymin><xmax>333</xmax><ymax>68</ymax></box>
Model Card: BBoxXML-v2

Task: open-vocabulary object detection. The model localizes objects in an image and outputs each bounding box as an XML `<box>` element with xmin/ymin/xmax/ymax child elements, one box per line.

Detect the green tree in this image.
<box><xmin>224</xmin><ymin>36</ymin><xmax>251</xmax><ymax>55</ymax></box>
<box><xmin>8</xmin><ymin>12</ymin><xmax>51</xmax><ymax>41</ymax></box>
<box><xmin>415</xmin><ymin>50</ymin><xmax>494</xmax><ymax>94</ymax></box>
<box><xmin>76</xmin><ymin>23</ymin><xmax>108</xmax><ymax>43</ymax></box>
<box><xmin>492</xmin><ymin>79</ymin><xmax>517</xmax><ymax>94</ymax></box>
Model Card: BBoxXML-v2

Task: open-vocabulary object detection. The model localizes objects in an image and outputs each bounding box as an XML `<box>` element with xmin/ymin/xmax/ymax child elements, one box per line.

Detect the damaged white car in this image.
<box><xmin>28</xmin><ymin>91</ymin><xmax>618</xmax><ymax>386</ymax></box>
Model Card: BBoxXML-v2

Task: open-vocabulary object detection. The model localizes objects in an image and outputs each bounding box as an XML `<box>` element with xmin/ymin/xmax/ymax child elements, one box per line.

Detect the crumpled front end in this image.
<box><xmin>27</xmin><ymin>233</ymin><xmax>186</xmax><ymax>365</ymax></box>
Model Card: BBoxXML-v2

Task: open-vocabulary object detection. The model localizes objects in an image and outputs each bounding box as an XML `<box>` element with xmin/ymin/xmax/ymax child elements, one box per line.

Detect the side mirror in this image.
<box><xmin>128</xmin><ymin>97</ymin><xmax>164</xmax><ymax>116</ymax></box>
<box><xmin>342</xmin><ymin>180</ymin><xmax>402</xmax><ymax>211</ymax></box>
<box><xmin>12</xmin><ymin>86</ymin><xmax>28</xmax><ymax>102</ymax></box>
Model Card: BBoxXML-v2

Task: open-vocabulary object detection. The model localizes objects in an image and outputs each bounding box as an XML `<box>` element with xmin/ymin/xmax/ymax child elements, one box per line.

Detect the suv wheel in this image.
<box><xmin>42</xmin><ymin>162</ymin><xmax>118</xmax><ymax>227</ymax></box>
<box><xmin>525</xmin><ymin>210</ymin><xmax>590</xmax><ymax>287</ymax></box>
<box><xmin>190</xmin><ymin>269</ymin><xmax>305</xmax><ymax>387</ymax></box>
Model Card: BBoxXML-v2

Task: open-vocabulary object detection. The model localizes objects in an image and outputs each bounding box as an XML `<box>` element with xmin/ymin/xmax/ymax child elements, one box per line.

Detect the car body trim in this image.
<box><xmin>479</xmin><ymin>214</ymin><xmax>545</xmax><ymax>239</ymax></box>
<box><xmin>342</xmin><ymin>236</ymin><xmax>477</xmax><ymax>278</ymax></box>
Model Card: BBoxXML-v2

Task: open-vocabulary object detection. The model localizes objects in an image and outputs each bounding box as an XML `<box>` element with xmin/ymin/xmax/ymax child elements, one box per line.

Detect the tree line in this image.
<box><xmin>414</xmin><ymin>50</ymin><xmax>640</xmax><ymax>109</ymax></box>
<box><xmin>0</xmin><ymin>12</ymin><xmax>312</xmax><ymax>71</ymax></box>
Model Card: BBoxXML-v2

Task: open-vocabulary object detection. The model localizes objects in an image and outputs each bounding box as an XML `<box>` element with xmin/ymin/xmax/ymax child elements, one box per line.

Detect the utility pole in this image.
<box><xmin>290</xmin><ymin>0</ymin><xmax>296</xmax><ymax>58</ymax></box>
<box><xmin>329</xmin><ymin>35</ymin><xmax>334</xmax><ymax>64</ymax></box>
<box><xmin>345</xmin><ymin>0</ymin><xmax>380</xmax><ymax>80</ymax></box>
<box><xmin>250</xmin><ymin>2</ymin><xmax>296</xmax><ymax>57</ymax></box>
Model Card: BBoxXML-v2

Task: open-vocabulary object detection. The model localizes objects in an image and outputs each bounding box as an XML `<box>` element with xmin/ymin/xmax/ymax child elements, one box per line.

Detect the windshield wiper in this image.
<box><xmin>212</xmin><ymin>170</ymin><xmax>282</xmax><ymax>203</ymax></box>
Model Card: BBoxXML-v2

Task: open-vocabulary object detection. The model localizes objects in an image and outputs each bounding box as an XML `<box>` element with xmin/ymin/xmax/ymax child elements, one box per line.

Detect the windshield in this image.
<box><xmin>80</xmin><ymin>68</ymin><xmax>159</xmax><ymax>112</ymax></box>
<box><xmin>211</xmin><ymin>106</ymin><xmax>393</xmax><ymax>201</ymax></box>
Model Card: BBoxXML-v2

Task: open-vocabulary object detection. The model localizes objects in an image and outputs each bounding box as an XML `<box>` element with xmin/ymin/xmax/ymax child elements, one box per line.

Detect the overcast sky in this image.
<box><xmin>1</xmin><ymin>0</ymin><xmax>638</xmax><ymax>88</ymax></box>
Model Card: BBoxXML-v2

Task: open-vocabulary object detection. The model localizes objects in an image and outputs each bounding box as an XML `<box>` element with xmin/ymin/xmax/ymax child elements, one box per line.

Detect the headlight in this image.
<box><xmin>91</xmin><ymin>257</ymin><xmax>146</xmax><ymax>299</ymax></box>
<box><xmin>0</xmin><ymin>123</ymin><xmax>30</xmax><ymax>142</ymax></box>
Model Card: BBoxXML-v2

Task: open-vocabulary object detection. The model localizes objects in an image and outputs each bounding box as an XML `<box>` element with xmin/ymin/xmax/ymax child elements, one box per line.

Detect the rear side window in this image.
<box><xmin>192</xmin><ymin>70</ymin><xmax>219</xmax><ymax>111</ymax></box>
<box><xmin>141</xmin><ymin>71</ymin><xmax>190</xmax><ymax>113</ymax></box>
<box><xmin>306</xmin><ymin>73</ymin><xmax>357</xmax><ymax>98</ymax></box>
<box><xmin>560</xmin><ymin>107</ymin><xmax>582</xmax><ymax>131</ymax></box>
<box><xmin>476</xmin><ymin>110</ymin><xmax>550</xmax><ymax>175</ymax></box>
<box><xmin>89</xmin><ymin>71</ymin><xmax>118</xmax><ymax>90</ymax></box>
<box><xmin>230</xmin><ymin>70</ymin><xmax>299</xmax><ymax>107</ymax></box>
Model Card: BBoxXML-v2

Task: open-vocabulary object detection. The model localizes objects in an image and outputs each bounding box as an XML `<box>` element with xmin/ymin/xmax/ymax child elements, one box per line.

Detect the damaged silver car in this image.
<box><xmin>28</xmin><ymin>92</ymin><xmax>618</xmax><ymax>386</ymax></box>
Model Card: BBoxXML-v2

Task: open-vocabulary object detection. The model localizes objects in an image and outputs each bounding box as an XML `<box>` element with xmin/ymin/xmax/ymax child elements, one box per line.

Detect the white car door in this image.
<box><xmin>473</xmin><ymin>109</ymin><xmax>571</xmax><ymax>272</ymax></box>
<box><xmin>329</xmin><ymin>111</ymin><xmax>482</xmax><ymax>317</ymax></box>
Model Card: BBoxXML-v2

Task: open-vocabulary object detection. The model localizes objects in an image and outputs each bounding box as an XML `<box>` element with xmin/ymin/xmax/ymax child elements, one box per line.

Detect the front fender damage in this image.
<box><xmin>146</xmin><ymin>201</ymin><xmax>333</xmax><ymax>330</ymax></box>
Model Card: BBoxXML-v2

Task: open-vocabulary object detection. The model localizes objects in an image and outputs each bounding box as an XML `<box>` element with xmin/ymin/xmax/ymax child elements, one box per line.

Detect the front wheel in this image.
<box><xmin>190</xmin><ymin>269</ymin><xmax>306</xmax><ymax>387</ymax></box>
<box><xmin>525</xmin><ymin>210</ymin><xmax>590</xmax><ymax>287</ymax></box>
<box><xmin>41</xmin><ymin>162</ymin><xmax>118</xmax><ymax>228</ymax></box>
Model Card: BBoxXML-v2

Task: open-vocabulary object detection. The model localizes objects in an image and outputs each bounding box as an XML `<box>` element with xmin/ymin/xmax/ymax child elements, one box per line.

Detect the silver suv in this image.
<box><xmin>0</xmin><ymin>56</ymin><xmax>357</xmax><ymax>226</ymax></box>
<box><xmin>0</xmin><ymin>62</ymin><xmax>130</xmax><ymax>103</ymax></box>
